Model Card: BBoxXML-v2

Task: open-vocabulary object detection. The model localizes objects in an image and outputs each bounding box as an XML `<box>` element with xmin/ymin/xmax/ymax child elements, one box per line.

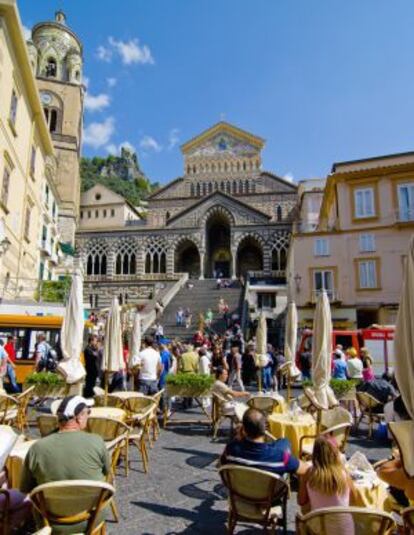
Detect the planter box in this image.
<box><xmin>24</xmin><ymin>384</ymin><xmax>67</xmax><ymax>398</ymax></box>
<box><xmin>166</xmin><ymin>384</ymin><xmax>212</xmax><ymax>398</ymax></box>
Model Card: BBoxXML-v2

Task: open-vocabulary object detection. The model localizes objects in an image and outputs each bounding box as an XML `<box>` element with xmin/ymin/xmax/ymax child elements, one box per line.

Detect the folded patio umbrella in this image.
<box><xmin>284</xmin><ymin>301</ymin><xmax>301</xmax><ymax>378</ymax></box>
<box><xmin>311</xmin><ymin>291</ymin><xmax>337</xmax><ymax>409</ymax></box>
<box><xmin>103</xmin><ymin>296</ymin><xmax>125</xmax><ymax>375</ymax></box>
<box><xmin>58</xmin><ymin>269</ymin><xmax>86</xmax><ymax>384</ymax></box>
<box><xmin>392</xmin><ymin>237</ymin><xmax>414</xmax><ymax>476</ymax></box>
<box><xmin>129</xmin><ymin>311</ymin><xmax>141</xmax><ymax>368</ymax></box>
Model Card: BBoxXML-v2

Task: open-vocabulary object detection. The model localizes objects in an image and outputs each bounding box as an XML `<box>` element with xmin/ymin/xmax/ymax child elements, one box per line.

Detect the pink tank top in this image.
<box><xmin>306</xmin><ymin>479</ymin><xmax>354</xmax><ymax>535</ymax></box>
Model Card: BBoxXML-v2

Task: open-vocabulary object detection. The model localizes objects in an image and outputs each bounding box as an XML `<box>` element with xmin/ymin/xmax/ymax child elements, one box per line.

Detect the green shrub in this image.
<box><xmin>302</xmin><ymin>378</ymin><xmax>359</xmax><ymax>397</ymax></box>
<box><xmin>36</xmin><ymin>278</ymin><xmax>71</xmax><ymax>303</ymax></box>
<box><xmin>166</xmin><ymin>373</ymin><xmax>214</xmax><ymax>390</ymax></box>
<box><xmin>26</xmin><ymin>372</ymin><xmax>65</xmax><ymax>386</ymax></box>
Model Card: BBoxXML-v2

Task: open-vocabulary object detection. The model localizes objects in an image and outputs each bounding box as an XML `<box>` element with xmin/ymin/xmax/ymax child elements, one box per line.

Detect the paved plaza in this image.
<box><xmin>106</xmin><ymin>388</ymin><xmax>390</xmax><ymax>535</ymax></box>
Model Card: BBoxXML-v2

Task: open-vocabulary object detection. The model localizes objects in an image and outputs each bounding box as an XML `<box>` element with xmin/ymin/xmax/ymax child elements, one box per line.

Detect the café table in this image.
<box><xmin>6</xmin><ymin>437</ymin><xmax>37</xmax><ymax>488</ymax></box>
<box><xmin>351</xmin><ymin>476</ymin><xmax>389</xmax><ymax>509</ymax></box>
<box><xmin>90</xmin><ymin>407</ymin><xmax>126</xmax><ymax>421</ymax></box>
<box><xmin>250</xmin><ymin>392</ymin><xmax>287</xmax><ymax>414</ymax></box>
<box><xmin>268</xmin><ymin>412</ymin><xmax>316</xmax><ymax>457</ymax></box>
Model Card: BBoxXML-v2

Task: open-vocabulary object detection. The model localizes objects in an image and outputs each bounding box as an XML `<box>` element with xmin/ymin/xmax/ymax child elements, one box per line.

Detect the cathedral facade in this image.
<box><xmin>77</xmin><ymin>122</ymin><xmax>297</xmax><ymax>303</ymax></box>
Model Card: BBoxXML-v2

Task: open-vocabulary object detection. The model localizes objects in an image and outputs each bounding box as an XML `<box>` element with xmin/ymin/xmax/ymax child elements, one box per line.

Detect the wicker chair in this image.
<box><xmin>14</xmin><ymin>386</ymin><xmax>35</xmax><ymax>433</ymax></box>
<box><xmin>36</xmin><ymin>414</ymin><xmax>59</xmax><ymax>437</ymax></box>
<box><xmin>30</xmin><ymin>480</ymin><xmax>114</xmax><ymax>535</ymax></box>
<box><xmin>219</xmin><ymin>464</ymin><xmax>289</xmax><ymax>534</ymax></box>
<box><xmin>402</xmin><ymin>506</ymin><xmax>414</xmax><ymax>534</ymax></box>
<box><xmin>247</xmin><ymin>396</ymin><xmax>281</xmax><ymax>417</ymax></box>
<box><xmin>356</xmin><ymin>391</ymin><xmax>384</xmax><ymax>438</ymax></box>
<box><xmin>147</xmin><ymin>389</ymin><xmax>164</xmax><ymax>445</ymax></box>
<box><xmin>0</xmin><ymin>393</ymin><xmax>19</xmax><ymax>428</ymax></box>
<box><xmin>296</xmin><ymin>506</ymin><xmax>395</xmax><ymax>535</ymax></box>
<box><xmin>211</xmin><ymin>392</ymin><xmax>237</xmax><ymax>439</ymax></box>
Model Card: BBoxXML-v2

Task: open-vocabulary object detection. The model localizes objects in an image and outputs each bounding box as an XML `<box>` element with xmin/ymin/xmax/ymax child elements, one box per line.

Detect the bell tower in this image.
<box><xmin>28</xmin><ymin>10</ymin><xmax>84</xmax><ymax>246</ymax></box>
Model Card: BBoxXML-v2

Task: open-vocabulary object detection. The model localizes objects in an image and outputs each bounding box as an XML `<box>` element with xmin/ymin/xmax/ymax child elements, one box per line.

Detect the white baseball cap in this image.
<box><xmin>54</xmin><ymin>395</ymin><xmax>94</xmax><ymax>419</ymax></box>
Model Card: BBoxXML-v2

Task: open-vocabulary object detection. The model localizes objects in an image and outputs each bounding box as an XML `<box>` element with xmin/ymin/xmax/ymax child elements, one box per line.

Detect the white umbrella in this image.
<box><xmin>103</xmin><ymin>297</ymin><xmax>125</xmax><ymax>398</ymax></box>
<box><xmin>58</xmin><ymin>269</ymin><xmax>86</xmax><ymax>385</ymax></box>
<box><xmin>311</xmin><ymin>291</ymin><xmax>337</xmax><ymax>410</ymax></box>
<box><xmin>391</xmin><ymin>238</ymin><xmax>414</xmax><ymax>476</ymax></box>
<box><xmin>283</xmin><ymin>301</ymin><xmax>301</xmax><ymax>400</ymax></box>
<box><xmin>129</xmin><ymin>311</ymin><xmax>141</xmax><ymax>368</ymax></box>
<box><xmin>255</xmin><ymin>313</ymin><xmax>268</xmax><ymax>391</ymax></box>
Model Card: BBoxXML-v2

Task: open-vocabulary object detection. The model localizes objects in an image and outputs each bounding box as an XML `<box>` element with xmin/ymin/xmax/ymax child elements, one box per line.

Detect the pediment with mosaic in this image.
<box><xmin>188</xmin><ymin>132</ymin><xmax>260</xmax><ymax>159</ymax></box>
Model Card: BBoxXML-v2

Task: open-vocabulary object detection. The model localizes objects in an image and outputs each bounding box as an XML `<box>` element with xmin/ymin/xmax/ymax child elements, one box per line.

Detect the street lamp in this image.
<box><xmin>294</xmin><ymin>273</ymin><xmax>302</xmax><ymax>292</ymax></box>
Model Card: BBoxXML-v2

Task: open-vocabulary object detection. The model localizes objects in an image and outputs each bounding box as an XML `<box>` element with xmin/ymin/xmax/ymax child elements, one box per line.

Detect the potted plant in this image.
<box><xmin>166</xmin><ymin>373</ymin><xmax>214</xmax><ymax>398</ymax></box>
<box><xmin>25</xmin><ymin>371</ymin><xmax>67</xmax><ymax>397</ymax></box>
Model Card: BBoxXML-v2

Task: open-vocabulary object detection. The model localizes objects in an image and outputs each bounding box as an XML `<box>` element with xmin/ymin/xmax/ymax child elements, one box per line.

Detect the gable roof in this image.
<box><xmin>181</xmin><ymin>121</ymin><xmax>265</xmax><ymax>154</ymax></box>
<box><xmin>146</xmin><ymin>177</ymin><xmax>184</xmax><ymax>200</ymax></box>
<box><xmin>261</xmin><ymin>171</ymin><xmax>298</xmax><ymax>191</ymax></box>
<box><xmin>166</xmin><ymin>190</ymin><xmax>271</xmax><ymax>226</ymax></box>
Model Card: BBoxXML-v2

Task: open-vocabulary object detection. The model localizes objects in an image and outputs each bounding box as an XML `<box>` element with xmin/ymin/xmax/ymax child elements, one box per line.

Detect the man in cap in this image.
<box><xmin>20</xmin><ymin>395</ymin><xmax>110</xmax><ymax>493</ymax></box>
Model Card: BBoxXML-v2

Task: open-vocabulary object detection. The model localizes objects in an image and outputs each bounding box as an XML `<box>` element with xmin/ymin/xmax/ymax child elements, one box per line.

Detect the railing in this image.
<box><xmin>247</xmin><ymin>270</ymin><xmax>287</xmax><ymax>285</ymax></box>
<box><xmin>125</xmin><ymin>219</ymin><xmax>146</xmax><ymax>227</ymax></box>
<box><xmin>396</xmin><ymin>208</ymin><xmax>414</xmax><ymax>222</ymax></box>
<box><xmin>84</xmin><ymin>272</ymin><xmax>186</xmax><ymax>283</ymax></box>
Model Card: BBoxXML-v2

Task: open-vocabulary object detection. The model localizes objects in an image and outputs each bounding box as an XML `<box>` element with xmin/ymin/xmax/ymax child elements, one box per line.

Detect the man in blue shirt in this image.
<box><xmin>220</xmin><ymin>408</ymin><xmax>308</xmax><ymax>476</ymax></box>
<box><xmin>158</xmin><ymin>343</ymin><xmax>171</xmax><ymax>389</ymax></box>
<box><xmin>332</xmin><ymin>350</ymin><xmax>347</xmax><ymax>380</ymax></box>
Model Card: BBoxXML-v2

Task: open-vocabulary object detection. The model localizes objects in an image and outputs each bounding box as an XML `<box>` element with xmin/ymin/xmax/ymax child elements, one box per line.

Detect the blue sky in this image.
<box><xmin>19</xmin><ymin>0</ymin><xmax>414</xmax><ymax>185</ymax></box>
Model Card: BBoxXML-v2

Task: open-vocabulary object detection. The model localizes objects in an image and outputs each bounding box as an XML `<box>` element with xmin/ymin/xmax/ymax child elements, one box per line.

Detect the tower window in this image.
<box><xmin>45</xmin><ymin>58</ymin><xmax>57</xmax><ymax>78</ymax></box>
<box><xmin>43</xmin><ymin>108</ymin><xmax>58</xmax><ymax>134</ymax></box>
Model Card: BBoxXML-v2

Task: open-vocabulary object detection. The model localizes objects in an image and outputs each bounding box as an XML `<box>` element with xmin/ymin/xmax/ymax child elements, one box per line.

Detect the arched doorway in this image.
<box><xmin>236</xmin><ymin>236</ymin><xmax>263</xmax><ymax>276</ymax></box>
<box><xmin>205</xmin><ymin>212</ymin><xmax>231</xmax><ymax>277</ymax></box>
<box><xmin>175</xmin><ymin>240</ymin><xmax>200</xmax><ymax>278</ymax></box>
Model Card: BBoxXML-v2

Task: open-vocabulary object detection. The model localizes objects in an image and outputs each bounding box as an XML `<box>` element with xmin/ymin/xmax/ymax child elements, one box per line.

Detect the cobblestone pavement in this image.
<box><xmin>107</xmin><ymin>390</ymin><xmax>391</xmax><ymax>535</ymax></box>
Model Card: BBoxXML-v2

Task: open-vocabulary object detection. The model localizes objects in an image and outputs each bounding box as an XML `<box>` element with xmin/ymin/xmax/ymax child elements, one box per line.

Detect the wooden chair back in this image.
<box><xmin>219</xmin><ymin>464</ymin><xmax>288</xmax><ymax>524</ymax></box>
<box><xmin>86</xmin><ymin>416</ymin><xmax>129</xmax><ymax>443</ymax></box>
<box><xmin>296</xmin><ymin>506</ymin><xmax>395</xmax><ymax>535</ymax></box>
<box><xmin>0</xmin><ymin>394</ymin><xmax>18</xmax><ymax>425</ymax></box>
<box><xmin>247</xmin><ymin>396</ymin><xmax>280</xmax><ymax>416</ymax></box>
<box><xmin>356</xmin><ymin>391</ymin><xmax>383</xmax><ymax>410</ymax></box>
<box><xmin>402</xmin><ymin>506</ymin><xmax>414</xmax><ymax>534</ymax></box>
<box><xmin>37</xmin><ymin>415</ymin><xmax>58</xmax><ymax>437</ymax></box>
<box><xmin>30</xmin><ymin>479</ymin><xmax>114</xmax><ymax>535</ymax></box>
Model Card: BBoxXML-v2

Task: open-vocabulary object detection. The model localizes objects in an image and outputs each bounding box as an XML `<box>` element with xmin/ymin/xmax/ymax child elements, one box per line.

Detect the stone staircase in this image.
<box><xmin>157</xmin><ymin>279</ymin><xmax>243</xmax><ymax>340</ymax></box>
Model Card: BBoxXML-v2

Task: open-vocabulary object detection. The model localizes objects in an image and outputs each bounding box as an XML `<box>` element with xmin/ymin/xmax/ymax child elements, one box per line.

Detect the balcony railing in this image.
<box><xmin>396</xmin><ymin>208</ymin><xmax>414</xmax><ymax>223</ymax></box>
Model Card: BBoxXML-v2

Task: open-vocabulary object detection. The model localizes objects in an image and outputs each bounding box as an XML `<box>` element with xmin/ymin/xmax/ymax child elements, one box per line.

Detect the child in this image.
<box><xmin>298</xmin><ymin>436</ymin><xmax>358</xmax><ymax>534</ymax></box>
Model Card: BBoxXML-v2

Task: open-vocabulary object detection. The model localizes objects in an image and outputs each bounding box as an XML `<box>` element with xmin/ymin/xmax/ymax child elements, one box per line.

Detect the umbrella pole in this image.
<box><xmin>287</xmin><ymin>376</ymin><xmax>291</xmax><ymax>404</ymax></box>
<box><xmin>258</xmin><ymin>368</ymin><xmax>262</xmax><ymax>393</ymax></box>
<box><xmin>104</xmin><ymin>372</ymin><xmax>109</xmax><ymax>405</ymax></box>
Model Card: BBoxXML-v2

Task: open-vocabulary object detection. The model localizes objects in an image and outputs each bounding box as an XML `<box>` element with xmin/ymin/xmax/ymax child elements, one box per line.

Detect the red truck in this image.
<box><xmin>296</xmin><ymin>325</ymin><xmax>395</xmax><ymax>376</ymax></box>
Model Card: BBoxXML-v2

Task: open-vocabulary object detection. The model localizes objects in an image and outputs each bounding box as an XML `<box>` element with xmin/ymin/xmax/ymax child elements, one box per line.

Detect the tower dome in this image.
<box><xmin>31</xmin><ymin>10</ymin><xmax>83</xmax><ymax>84</ymax></box>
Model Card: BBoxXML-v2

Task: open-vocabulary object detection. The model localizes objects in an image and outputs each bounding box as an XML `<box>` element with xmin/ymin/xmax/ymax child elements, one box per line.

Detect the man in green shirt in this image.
<box><xmin>20</xmin><ymin>395</ymin><xmax>110</xmax><ymax>494</ymax></box>
<box><xmin>179</xmin><ymin>344</ymin><xmax>199</xmax><ymax>374</ymax></box>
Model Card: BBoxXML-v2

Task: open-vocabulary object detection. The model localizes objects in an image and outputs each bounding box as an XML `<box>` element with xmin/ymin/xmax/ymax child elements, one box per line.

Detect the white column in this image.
<box><xmin>231</xmin><ymin>249</ymin><xmax>237</xmax><ymax>279</ymax></box>
<box><xmin>199</xmin><ymin>251</ymin><xmax>205</xmax><ymax>280</ymax></box>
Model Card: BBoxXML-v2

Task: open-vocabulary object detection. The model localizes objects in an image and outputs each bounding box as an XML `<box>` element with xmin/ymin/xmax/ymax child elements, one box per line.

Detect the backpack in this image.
<box><xmin>37</xmin><ymin>343</ymin><xmax>57</xmax><ymax>373</ymax></box>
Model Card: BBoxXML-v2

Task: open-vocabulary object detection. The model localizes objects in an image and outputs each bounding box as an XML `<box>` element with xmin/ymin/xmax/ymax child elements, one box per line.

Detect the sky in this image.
<box><xmin>18</xmin><ymin>0</ymin><xmax>414</xmax><ymax>185</ymax></box>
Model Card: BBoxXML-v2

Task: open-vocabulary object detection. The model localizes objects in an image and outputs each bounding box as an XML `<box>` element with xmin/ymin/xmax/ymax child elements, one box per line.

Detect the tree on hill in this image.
<box><xmin>80</xmin><ymin>151</ymin><xmax>160</xmax><ymax>206</ymax></box>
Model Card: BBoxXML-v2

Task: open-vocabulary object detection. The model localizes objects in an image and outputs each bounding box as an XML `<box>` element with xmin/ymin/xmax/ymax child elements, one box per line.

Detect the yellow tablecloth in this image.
<box><xmin>268</xmin><ymin>413</ymin><xmax>316</xmax><ymax>457</ymax></box>
<box><xmin>351</xmin><ymin>479</ymin><xmax>389</xmax><ymax>509</ymax></box>
<box><xmin>90</xmin><ymin>407</ymin><xmax>126</xmax><ymax>421</ymax></box>
<box><xmin>6</xmin><ymin>438</ymin><xmax>37</xmax><ymax>488</ymax></box>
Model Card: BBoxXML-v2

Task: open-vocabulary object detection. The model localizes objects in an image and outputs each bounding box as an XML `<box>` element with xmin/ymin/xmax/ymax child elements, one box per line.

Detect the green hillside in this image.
<box><xmin>80</xmin><ymin>149</ymin><xmax>159</xmax><ymax>206</ymax></box>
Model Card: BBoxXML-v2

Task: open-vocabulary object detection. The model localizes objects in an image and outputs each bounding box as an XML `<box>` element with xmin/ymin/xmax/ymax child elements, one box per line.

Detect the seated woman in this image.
<box><xmin>298</xmin><ymin>436</ymin><xmax>358</xmax><ymax>535</ymax></box>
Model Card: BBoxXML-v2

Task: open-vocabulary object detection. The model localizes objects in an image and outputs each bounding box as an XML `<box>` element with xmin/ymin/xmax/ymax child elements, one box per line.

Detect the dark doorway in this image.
<box><xmin>175</xmin><ymin>240</ymin><xmax>200</xmax><ymax>278</ymax></box>
<box><xmin>206</xmin><ymin>212</ymin><xmax>231</xmax><ymax>278</ymax></box>
<box><xmin>357</xmin><ymin>308</ymin><xmax>379</xmax><ymax>328</ymax></box>
<box><xmin>236</xmin><ymin>236</ymin><xmax>263</xmax><ymax>276</ymax></box>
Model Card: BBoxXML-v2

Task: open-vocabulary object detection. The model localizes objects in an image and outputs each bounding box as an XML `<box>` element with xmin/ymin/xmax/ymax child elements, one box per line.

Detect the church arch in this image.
<box><xmin>203</xmin><ymin>206</ymin><xmax>234</xmax><ymax>278</ymax></box>
<box><xmin>236</xmin><ymin>235</ymin><xmax>263</xmax><ymax>276</ymax></box>
<box><xmin>174</xmin><ymin>238</ymin><xmax>200</xmax><ymax>278</ymax></box>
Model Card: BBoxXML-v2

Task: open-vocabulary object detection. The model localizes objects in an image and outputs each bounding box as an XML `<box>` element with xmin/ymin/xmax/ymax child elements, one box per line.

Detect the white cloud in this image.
<box><xmin>111</xmin><ymin>36</ymin><xmax>154</xmax><ymax>65</ymax></box>
<box><xmin>106</xmin><ymin>141</ymin><xmax>136</xmax><ymax>155</ymax></box>
<box><xmin>83</xmin><ymin>117</ymin><xmax>115</xmax><ymax>148</ymax></box>
<box><xmin>22</xmin><ymin>24</ymin><xmax>31</xmax><ymax>41</ymax></box>
<box><xmin>139</xmin><ymin>135</ymin><xmax>162</xmax><ymax>153</ymax></box>
<box><xmin>84</xmin><ymin>92</ymin><xmax>110</xmax><ymax>112</ymax></box>
<box><xmin>168</xmin><ymin>128</ymin><xmax>180</xmax><ymax>150</ymax></box>
<box><xmin>283</xmin><ymin>172</ymin><xmax>295</xmax><ymax>183</ymax></box>
<box><xmin>96</xmin><ymin>45</ymin><xmax>112</xmax><ymax>62</ymax></box>
<box><xmin>106</xmin><ymin>77</ymin><xmax>117</xmax><ymax>88</ymax></box>
<box><xmin>97</xmin><ymin>37</ymin><xmax>154</xmax><ymax>65</ymax></box>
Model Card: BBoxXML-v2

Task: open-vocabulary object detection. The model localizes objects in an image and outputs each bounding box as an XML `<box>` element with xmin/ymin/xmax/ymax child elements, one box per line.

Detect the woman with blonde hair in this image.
<box><xmin>298</xmin><ymin>436</ymin><xmax>358</xmax><ymax>533</ymax></box>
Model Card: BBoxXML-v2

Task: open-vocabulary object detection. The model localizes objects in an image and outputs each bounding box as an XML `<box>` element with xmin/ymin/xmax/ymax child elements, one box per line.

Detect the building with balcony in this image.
<box><xmin>76</xmin><ymin>122</ymin><xmax>297</xmax><ymax>310</ymax></box>
<box><xmin>291</xmin><ymin>152</ymin><xmax>414</xmax><ymax>329</ymax></box>
<box><xmin>0</xmin><ymin>0</ymin><xmax>65</xmax><ymax>300</ymax></box>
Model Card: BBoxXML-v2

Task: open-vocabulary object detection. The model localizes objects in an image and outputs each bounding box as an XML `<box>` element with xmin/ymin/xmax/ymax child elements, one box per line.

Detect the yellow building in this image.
<box><xmin>0</xmin><ymin>0</ymin><xmax>62</xmax><ymax>299</ymax></box>
<box><xmin>292</xmin><ymin>153</ymin><xmax>414</xmax><ymax>328</ymax></box>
